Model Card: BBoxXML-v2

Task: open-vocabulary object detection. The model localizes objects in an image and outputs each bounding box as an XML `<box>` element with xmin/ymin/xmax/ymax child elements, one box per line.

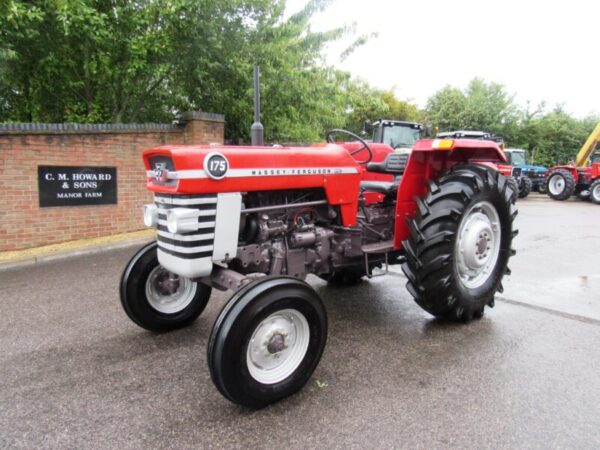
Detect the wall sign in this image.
<box><xmin>38</xmin><ymin>166</ymin><xmax>117</xmax><ymax>207</ymax></box>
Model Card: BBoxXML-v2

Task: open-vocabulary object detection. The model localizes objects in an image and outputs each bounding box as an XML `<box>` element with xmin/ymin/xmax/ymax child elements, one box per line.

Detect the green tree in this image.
<box><xmin>2</xmin><ymin>0</ymin><xmax>411</xmax><ymax>144</ymax></box>
<box><xmin>524</xmin><ymin>108</ymin><xmax>598</xmax><ymax>166</ymax></box>
<box><xmin>425</xmin><ymin>78</ymin><xmax>519</xmax><ymax>142</ymax></box>
<box><xmin>343</xmin><ymin>84</ymin><xmax>422</xmax><ymax>134</ymax></box>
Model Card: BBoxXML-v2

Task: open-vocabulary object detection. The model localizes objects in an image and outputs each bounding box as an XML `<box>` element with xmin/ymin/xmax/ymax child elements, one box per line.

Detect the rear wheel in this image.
<box><xmin>518</xmin><ymin>177</ymin><xmax>532</xmax><ymax>198</ymax></box>
<box><xmin>208</xmin><ymin>277</ymin><xmax>327</xmax><ymax>408</ymax></box>
<box><xmin>402</xmin><ymin>164</ymin><xmax>517</xmax><ymax>321</ymax></box>
<box><xmin>590</xmin><ymin>179</ymin><xmax>600</xmax><ymax>205</ymax></box>
<box><xmin>546</xmin><ymin>169</ymin><xmax>575</xmax><ymax>200</ymax></box>
<box><xmin>120</xmin><ymin>242</ymin><xmax>211</xmax><ymax>332</ymax></box>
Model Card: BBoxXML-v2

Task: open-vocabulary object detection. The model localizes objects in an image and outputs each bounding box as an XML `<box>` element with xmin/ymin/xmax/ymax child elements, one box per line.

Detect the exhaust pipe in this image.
<box><xmin>251</xmin><ymin>65</ymin><xmax>264</xmax><ymax>146</ymax></box>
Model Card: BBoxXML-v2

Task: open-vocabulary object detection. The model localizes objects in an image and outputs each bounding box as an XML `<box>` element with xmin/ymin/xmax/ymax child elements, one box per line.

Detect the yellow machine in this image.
<box><xmin>546</xmin><ymin>121</ymin><xmax>600</xmax><ymax>204</ymax></box>
<box><xmin>575</xmin><ymin>121</ymin><xmax>600</xmax><ymax>167</ymax></box>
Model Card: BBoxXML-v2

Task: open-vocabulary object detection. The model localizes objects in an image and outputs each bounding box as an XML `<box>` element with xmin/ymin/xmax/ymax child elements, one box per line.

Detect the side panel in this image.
<box><xmin>213</xmin><ymin>193</ymin><xmax>242</xmax><ymax>261</ymax></box>
<box><xmin>393</xmin><ymin>151</ymin><xmax>442</xmax><ymax>249</ymax></box>
<box><xmin>591</xmin><ymin>163</ymin><xmax>600</xmax><ymax>180</ymax></box>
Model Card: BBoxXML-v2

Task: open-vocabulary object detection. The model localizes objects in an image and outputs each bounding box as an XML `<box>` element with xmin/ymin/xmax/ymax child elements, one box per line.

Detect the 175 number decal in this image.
<box><xmin>204</xmin><ymin>152</ymin><xmax>229</xmax><ymax>180</ymax></box>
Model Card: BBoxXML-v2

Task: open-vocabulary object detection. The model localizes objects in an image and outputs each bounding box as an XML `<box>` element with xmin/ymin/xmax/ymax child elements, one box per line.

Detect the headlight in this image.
<box><xmin>165</xmin><ymin>208</ymin><xmax>201</xmax><ymax>234</ymax></box>
<box><xmin>143</xmin><ymin>204</ymin><xmax>158</xmax><ymax>227</ymax></box>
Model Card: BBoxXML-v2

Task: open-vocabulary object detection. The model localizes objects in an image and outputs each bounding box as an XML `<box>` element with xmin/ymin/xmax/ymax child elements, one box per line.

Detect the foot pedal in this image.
<box><xmin>361</xmin><ymin>240</ymin><xmax>394</xmax><ymax>254</ymax></box>
<box><xmin>361</xmin><ymin>240</ymin><xmax>394</xmax><ymax>278</ymax></box>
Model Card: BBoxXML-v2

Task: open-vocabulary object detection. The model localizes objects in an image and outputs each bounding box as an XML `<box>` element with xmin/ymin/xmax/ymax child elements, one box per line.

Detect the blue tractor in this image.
<box><xmin>504</xmin><ymin>148</ymin><xmax>548</xmax><ymax>194</ymax></box>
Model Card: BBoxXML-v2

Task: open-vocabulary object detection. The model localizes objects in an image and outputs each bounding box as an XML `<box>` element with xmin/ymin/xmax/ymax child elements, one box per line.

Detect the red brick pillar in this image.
<box><xmin>181</xmin><ymin>111</ymin><xmax>225</xmax><ymax>145</ymax></box>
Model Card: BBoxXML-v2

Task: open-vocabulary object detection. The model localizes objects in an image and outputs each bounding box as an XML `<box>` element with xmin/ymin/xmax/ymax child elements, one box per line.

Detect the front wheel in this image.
<box><xmin>208</xmin><ymin>277</ymin><xmax>327</xmax><ymax>408</ymax></box>
<box><xmin>120</xmin><ymin>242</ymin><xmax>211</xmax><ymax>332</ymax></box>
<box><xmin>518</xmin><ymin>177</ymin><xmax>532</xmax><ymax>199</ymax></box>
<box><xmin>402</xmin><ymin>164</ymin><xmax>517</xmax><ymax>321</ymax></box>
<box><xmin>590</xmin><ymin>179</ymin><xmax>600</xmax><ymax>205</ymax></box>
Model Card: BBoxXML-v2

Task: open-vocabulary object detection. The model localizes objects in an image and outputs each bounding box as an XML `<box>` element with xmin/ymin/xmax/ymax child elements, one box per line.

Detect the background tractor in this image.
<box><xmin>367</xmin><ymin>119</ymin><xmax>425</xmax><ymax>154</ymax></box>
<box><xmin>436</xmin><ymin>130</ymin><xmax>531</xmax><ymax>199</ymax></box>
<box><xmin>504</xmin><ymin>148</ymin><xmax>547</xmax><ymax>194</ymax></box>
<box><xmin>545</xmin><ymin>121</ymin><xmax>600</xmax><ymax>204</ymax></box>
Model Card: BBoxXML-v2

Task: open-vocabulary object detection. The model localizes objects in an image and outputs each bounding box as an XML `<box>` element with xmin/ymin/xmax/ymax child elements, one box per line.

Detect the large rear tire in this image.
<box><xmin>120</xmin><ymin>242</ymin><xmax>212</xmax><ymax>332</ymax></box>
<box><xmin>402</xmin><ymin>164</ymin><xmax>517</xmax><ymax>322</ymax></box>
<box><xmin>208</xmin><ymin>277</ymin><xmax>327</xmax><ymax>408</ymax></box>
<box><xmin>590</xmin><ymin>179</ymin><xmax>600</xmax><ymax>205</ymax></box>
<box><xmin>546</xmin><ymin>169</ymin><xmax>575</xmax><ymax>200</ymax></box>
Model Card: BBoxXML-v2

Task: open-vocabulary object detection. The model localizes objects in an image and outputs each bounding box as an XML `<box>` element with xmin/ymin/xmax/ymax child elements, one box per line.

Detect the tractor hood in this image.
<box><xmin>143</xmin><ymin>144</ymin><xmax>363</xmax><ymax>227</ymax></box>
<box><xmin>517</xmin><ymin>164</ymin><xmax>547</xmax><ymax>172</ymax></box>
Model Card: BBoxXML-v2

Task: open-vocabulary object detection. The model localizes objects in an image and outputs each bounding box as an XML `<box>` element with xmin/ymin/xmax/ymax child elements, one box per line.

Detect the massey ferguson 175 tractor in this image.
<box><xmin>120</xmin><ymin>130</ymin><xmax>517</xmax><ymax>408</ymax></box>
<box><xmin>545</xmin><ymin>121</ymin><xmax>600</xmax><ymax>204</ymax></box>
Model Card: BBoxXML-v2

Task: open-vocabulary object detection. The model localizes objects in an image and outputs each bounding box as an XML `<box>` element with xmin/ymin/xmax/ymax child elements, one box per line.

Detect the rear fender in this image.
<box><xmin>393</xmin><ymin>139</ymin><xmax>506</xmax><ymax>249</ymax></box>
<box><xmin>547</xmin><ymin>165</ymin><xmax>580</xmax><ymax>183</ymax></box>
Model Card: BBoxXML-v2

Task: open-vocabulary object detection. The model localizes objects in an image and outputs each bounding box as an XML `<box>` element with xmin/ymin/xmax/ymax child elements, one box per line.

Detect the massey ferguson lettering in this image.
<box><xmin>251</xmin><ymin>168</ymin><xmax>334</xmax><ymax>176</ymax></box>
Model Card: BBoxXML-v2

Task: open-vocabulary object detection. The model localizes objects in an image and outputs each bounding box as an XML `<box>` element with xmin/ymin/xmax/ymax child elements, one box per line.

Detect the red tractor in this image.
<box><xmin>121</xmin><ymin>130</ymin><xmax>517</xmax><ymax>408</ymax></box>
<box><xmin>545</xmin><ymin>121</ymin><xmax>600</xmax><ymax>204</ymax></box>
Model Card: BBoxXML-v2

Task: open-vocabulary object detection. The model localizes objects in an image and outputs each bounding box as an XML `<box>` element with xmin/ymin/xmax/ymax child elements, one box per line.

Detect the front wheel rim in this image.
<box><xmin>246</xmin><ymin>308</ymin><xmax>310</xmax><ymax>384</ymax></box>
<box><xmin>548</xmin><ymin>175</ymin><xmax>565</xmax><ymax>195</ymax></box>
<box><xmin>455</xmin><ymin>201</ymin><xmax>502</xmax><ymax>289</ymax></box>
<box><xmin>145</xmin><ymin>265</ymin><xmax>197</xmax><ymax>314</ymax></box>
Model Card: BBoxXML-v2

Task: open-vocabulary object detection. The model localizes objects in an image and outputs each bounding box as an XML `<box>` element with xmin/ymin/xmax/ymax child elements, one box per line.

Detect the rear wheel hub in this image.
<box><xmin>549</xmin><ymin>175</ymin><xmax>565</xmax><ymax>195</ymax></box>
<box><xmin>455</xmin><ymin>201</ymin><xmax>501</xmax><ymax>289</ymax></box>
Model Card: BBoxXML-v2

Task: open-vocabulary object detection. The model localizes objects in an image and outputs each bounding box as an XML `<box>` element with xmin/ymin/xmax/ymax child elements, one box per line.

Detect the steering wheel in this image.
<box><xmin>326</xmin><ymin>128</ymin><xmax>373</xmax><ymax>164</ymax></box>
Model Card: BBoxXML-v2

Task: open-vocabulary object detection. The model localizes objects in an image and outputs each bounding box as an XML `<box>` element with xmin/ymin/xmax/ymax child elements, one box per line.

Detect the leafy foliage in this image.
<box><xmin>425</xmin><ymin>78</ymin><xmax>598</xmax><ymax>166</ymax></box>
<box><xmin>2</xmin><ymin>0</ymin><xmax>595</xmax><ymax>160</ymax></box>
<box><xmin>0</xmin><ymin>0</ymin><xmax>418</xmax><ymax>143</ymax></box>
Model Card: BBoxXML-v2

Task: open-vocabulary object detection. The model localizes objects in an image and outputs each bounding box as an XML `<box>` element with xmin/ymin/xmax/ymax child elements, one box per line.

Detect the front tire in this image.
<box><xmin>120</xmin><ymin>242</ymin><xmax>211</xmax><ymax>332</ymax></box>
<box><xmin>518</xmin><ymin>177</ymin><xmax>532</xmax><ymax>198</ymax></box>
<box><xmin>546</xmin><ymin>169</ymin><xmax>575</xmax><ymax>200</ymax></box>
<box><xmin>208</xmin><ymin>277</ymin><xmax>327</xmax><ymax>408</ymax></box>
<box><xmin>590</xmin><ymin>179</ymin><xmax>600</xmax><ymax>205</ymax></box>
<box><xmin>402</xmin><ymin>164</ymin><xmax>517</xmax><ymax>321</ymax></box>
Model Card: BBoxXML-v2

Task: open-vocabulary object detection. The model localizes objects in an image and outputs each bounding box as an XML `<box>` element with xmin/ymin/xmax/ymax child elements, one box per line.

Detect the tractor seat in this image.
<box><xmin>359</xmin><ymin>152</ymin><xmax>407</xmax><ymax>195</ymax></box>
<box><xmin>360</xmin><ymin>178</ymin><xmax>400</xmax><ymax>195</ymax></box>
<box><xmin>366</xmin><ymin>152</ymin><xmax>408</xmax><ymax>175</ymax></box>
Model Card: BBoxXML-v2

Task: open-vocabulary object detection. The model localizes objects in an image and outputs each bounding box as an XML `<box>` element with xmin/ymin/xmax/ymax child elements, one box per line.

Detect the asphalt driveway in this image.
<box><xmin>1</xmin><ymin>194</ymin><xmax>600</xmax><ymax>449</ymax></box>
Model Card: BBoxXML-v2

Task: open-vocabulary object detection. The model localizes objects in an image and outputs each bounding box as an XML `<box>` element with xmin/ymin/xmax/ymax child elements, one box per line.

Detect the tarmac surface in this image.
<box><xmin>1</xmin><ymin>194</ymin><xmax>600</xmax><ymax>449</ymax></box>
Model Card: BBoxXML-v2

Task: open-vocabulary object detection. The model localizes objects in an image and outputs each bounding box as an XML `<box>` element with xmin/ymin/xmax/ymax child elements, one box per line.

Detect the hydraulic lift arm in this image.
<box><xmin>575</xmin><ymin>121</ymin><xmax>600</xmax><ymax>167</ymax></box>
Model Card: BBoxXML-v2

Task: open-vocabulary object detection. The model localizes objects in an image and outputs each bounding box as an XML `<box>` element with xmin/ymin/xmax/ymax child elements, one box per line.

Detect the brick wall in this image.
<box><xmin>0</xmin><ymin>112</ymin><xmax>224</xmax><ymax>251</ymax></box>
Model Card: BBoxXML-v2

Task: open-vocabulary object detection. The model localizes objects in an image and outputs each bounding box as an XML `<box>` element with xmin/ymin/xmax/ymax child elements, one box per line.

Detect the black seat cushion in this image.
<box><xmin>360</xmin><ymin>180</ymin><xmax>396</xmax><ymax>195</ymax></box>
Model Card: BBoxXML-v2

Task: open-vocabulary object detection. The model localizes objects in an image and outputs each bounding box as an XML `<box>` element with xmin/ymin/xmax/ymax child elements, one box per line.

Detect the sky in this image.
<box><xmin>286</xmin><ymin>0</ymin><xmax>599</xmax><ymax>118</ymax></box>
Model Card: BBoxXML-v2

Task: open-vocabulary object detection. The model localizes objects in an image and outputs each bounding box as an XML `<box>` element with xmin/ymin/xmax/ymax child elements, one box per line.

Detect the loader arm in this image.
<box><xmin>575</xmin><ymin>121</ymin><xmax>600</xmax><ymax>167</ymax></box>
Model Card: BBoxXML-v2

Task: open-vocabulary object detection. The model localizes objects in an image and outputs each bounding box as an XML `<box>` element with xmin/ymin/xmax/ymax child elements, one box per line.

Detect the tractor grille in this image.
<box><xmin>155</xmin><ymin>193</ymin><xmax>217</xmax><ymax>260</ymax></box>
<box><xmin>512</xmin><ymin>167</ymin><xmax>522</xmax><ymax>177</ymax></box>
<box><xmin>527</xmin><ymin>169</ymin><xmax>546</xmax><ymax>179</ymax></box>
